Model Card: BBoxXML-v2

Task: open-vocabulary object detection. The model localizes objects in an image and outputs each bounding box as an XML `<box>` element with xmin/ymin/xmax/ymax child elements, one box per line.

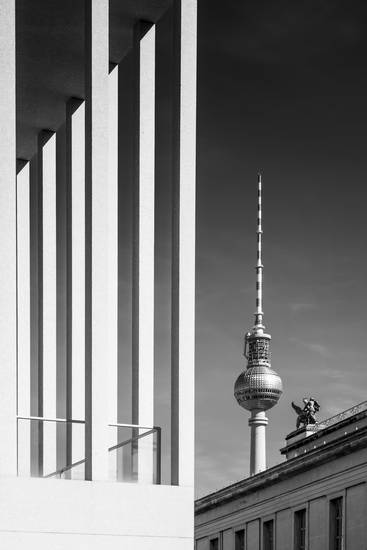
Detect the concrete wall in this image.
<box><xmin>0</xmin><ymin>478</ymin><xmax>193</xmax><ymax>549</ymax></box>
<box><xmin>309</xmin><ymin>497</ymin><xmax>326</xmax><ymax>550</ymax></box>
<box><xmin>196</xmin><ymin>537</ymin><xmax>208</xmax><ymax>550</ymax></box>
<box><xmin>345</xmin><ymin>484</ymin><xmax>367</xmax><ymax>550</ymax></box>
<box><xmin>222</xmin><ymin>528</ymin><xmax>232</xmax><ymax>550</ymax></box>
<box><xmin>275</xmin><ymin>509</ymin><xmax>292</xmax><ymax>550</ymax></box>
<box><xmin>247</xmin><ymin>520</ymin><xmax>260</xmax><ymax>550</ymax></box>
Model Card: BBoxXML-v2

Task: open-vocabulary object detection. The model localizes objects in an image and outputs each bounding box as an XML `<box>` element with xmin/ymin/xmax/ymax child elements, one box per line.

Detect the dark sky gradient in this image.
<box><xmin>195</xmin><ymin>0</ymin><xmax>367</xmax><ymax>497</ymax></box>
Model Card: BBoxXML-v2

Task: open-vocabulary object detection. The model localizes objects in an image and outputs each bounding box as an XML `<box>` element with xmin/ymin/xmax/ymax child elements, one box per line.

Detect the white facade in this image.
<box><xmin>0</xmin><ymin>0</ymin><xmax>196</xmax><ymax>547</ymax></box>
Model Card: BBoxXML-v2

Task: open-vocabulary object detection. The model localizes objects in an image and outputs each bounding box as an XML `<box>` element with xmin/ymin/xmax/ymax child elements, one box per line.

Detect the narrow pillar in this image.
<box><xmin>171</xmin><ymin>0</ymin><xmax>197</xmax><ymax>487</ymax></box>
<box><xmin>108</xmin><ymin>66</ymin><xmax>118</xmax><ymax>429</ymax></box>
<box><xmin>16</xmin><ymin>163</ymin><xmax>31</xmax><ymax>476</ymax></box>
<box><xmin>17</xmin><ymin>163</ymin><xmax>31</xmax><ymax>419</ymax></box>
<box><xmin>249</xmin><ymin>410</ymin><xmax>268</xmax><ymax>476</ymax></box>
<box><xmin>70</xmin><ymin>101</ymin><xmax>86</xmax><ymax>467</ymax></box>
<box><xmin>107</xmin><ymin>65</ymin><xmax>119</xmax><ymax>480</ymax></box>
<box><xmin>116</xmin><ymin>53</ymin><xmax>134</xmax><ymax>482</ymax></box>
<box><xmin>85</xmin><ymin>0</ymin><xmax>110</xmax><ymax>481</ymax></box>
<box><xmin>42</xmin><ymin>133</ymin><xmax>57</xmax><ymax>476</ymax></box>
<box><xmin>0</xmin><ymin>0</ymin><xmax>17</xmax><ymax>477</ymax></box>
<box><xmin>29</xmin><ymin>155</ymin><xmax>43</xmax><ymax>477</ymax></box>
<box><xmin>132</xmin><ymin>23</ymin><xmax>156</xmax><ymax>483</ymax></box>
<box><xmin>56</xmin><ymin>121</ymin><xmax>68</xmax><ymax>473</ymax></box>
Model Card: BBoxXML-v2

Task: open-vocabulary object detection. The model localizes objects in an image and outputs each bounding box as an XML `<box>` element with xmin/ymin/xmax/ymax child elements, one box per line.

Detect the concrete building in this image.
<box><xmin>195</xmin><ymin>401</ymin><xmax>367</xmax><ymax>550</ymax></box>
<box><xmin>0</xmin><ymin>0</ymin><xmax>196</xmax><ymax>548</ymax></box>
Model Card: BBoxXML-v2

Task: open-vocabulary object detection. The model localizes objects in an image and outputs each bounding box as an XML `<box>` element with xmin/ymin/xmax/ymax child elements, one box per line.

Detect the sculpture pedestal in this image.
<box><xmin>280</xmin><ymin>424</ymin><xmax>319</xmax><ymax>460</ymax></box>
<box><xmin>286</xmin><ymin>424</ymin><xmax>319</xmax><ymax>444</ymax></box>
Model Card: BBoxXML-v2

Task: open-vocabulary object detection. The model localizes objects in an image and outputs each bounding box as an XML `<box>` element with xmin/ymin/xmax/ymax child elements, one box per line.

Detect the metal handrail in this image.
<box><xmin>44</xmin><ymin>458</ymin><xmax>86</xmax><ymax>479</ymax></box>
<box><xmin>17</xmin><ymin>415</ymin><xmax>85</xmax><ymax>424</ymax></box>
<box><xmin>108</xmin><ymin>422</ymin><xmax>155</xmax><ymax>430</ymax></box>
<box><xmin>108</xmin><ymin>428</ymin><xmax>156</xmax><ymax>452</ymax></box>
<box><xmin>109</xmin><ymin>425</ymin><xmax>161</xmax><ymax>484</ymax></box>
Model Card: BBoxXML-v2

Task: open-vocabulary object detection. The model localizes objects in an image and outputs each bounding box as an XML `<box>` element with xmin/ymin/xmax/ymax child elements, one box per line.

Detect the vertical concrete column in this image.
<box><xmin>132</xmin><ymin>23</ymin><xmax>156</xmax><ymax>483</ymax></box>
<box><xmin>70</xmin><ymin>102</ymin><xmax>86</xmax><ymax>466</ymax></box>
<box><xmin>108</xmin><ymin>66</ymin><xmax>118</xmax><ymax>428</ymax></box>
<box><xmin>171</xmin><ymin>0</ymin><xmax>197</xmax><ymax>487</ymax></box>
<box><xmin>107</xmin><ymin>66</ymin><xmax>118</xmax><ymax>480</ymax></box>
<box><xmin>0</xmin><ymin>0</ymin><xmax>17</xmax><ymax>477</ymax></box>
<box><xmin>29</xmin><ymin>154</ymin><xmax>43</xmax><ymax>477</ymax></box>
<box><xmin>17</xmin><ymin>164</ymin><xmax>31</xmax><ymax>419</ymax></box>
<box><xmin>139</xmin><ymin>24</ymin><xmax>155</xmax><ymax>483</ymax></box>
<box><xmin>85</xmin><ymin>0</ymin><xmax>110</xmax><ymax>481</ymax></box>
<box><xmin>56</xmin><ymin>121</ymin><xmax>68</xmax><ymax>473</ymax></box>
<box><xmin>16</xmin><ymin>163</ymin><xmax>31</xmax><ymax>476</ymax></box>
<box><xmin>42</xmin><ymin>133</ymin><xmax>58</xmax><ymax>476</ymax></box>
<box><xmin>249</xmin><ymin>410</ymin><xmax>268</xmax><ymax>475</ymax></box>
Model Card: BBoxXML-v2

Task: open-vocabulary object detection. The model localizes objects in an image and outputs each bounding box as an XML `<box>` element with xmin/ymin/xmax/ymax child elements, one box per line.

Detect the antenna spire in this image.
<box><xmin>254</xmin><ymin>173</ymin><xmax>264</xmax><ymax>333</ymax></box>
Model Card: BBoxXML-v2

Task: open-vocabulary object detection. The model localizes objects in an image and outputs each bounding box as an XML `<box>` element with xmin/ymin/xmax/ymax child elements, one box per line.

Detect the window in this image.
<box><xmin>263</xmin><ymin>520</ymin><xmax>274</xmax><ymax>550</ymax></box>
<box><xmin>330</xmin><ymin>498</ymin><xmax>343</xmax><ymax>550</ymax></box>
<box><xmin>210</xmin><ymin>537</ymin><xmax>219</xmax><ymax>550</ymax></box>
<box><xmin>294</xmin><ymin>509</ymin><xmax>306</xmax><ymax>550</ymax></box>
<box><xmin>235</xmin><ymin>529</ymin><xmax>245</xmax><ymax>550</ymax></box>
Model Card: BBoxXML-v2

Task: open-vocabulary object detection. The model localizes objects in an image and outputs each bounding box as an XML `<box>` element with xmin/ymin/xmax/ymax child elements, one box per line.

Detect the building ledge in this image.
<box><xmin>280</xmin><ymin>404</ymin><xmax>367</xmax><ymax>457</ymax></box>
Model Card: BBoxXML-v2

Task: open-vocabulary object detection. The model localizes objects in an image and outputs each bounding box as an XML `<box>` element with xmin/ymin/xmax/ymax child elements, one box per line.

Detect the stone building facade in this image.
<box><xmin>195</xmin><ymin>402</ymin><xmax>367</xmax><ymax>550</ymax></box>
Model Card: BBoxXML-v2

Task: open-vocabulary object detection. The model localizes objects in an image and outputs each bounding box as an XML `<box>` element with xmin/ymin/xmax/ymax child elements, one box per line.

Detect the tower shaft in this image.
<box><xmin>249</xmin><ymin>410</ymin><xmax>268</xmax><ymax>475</ymax></box>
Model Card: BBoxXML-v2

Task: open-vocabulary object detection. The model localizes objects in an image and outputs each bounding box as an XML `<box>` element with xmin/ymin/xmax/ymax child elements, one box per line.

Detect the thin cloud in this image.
<box><xmin>289</xmin><ymin>337</ymin><xmax>332</xmax><ymax>358</ymax></box>
<box><xmin>289</xmin><ymin>302</ymin><xmax>318</xmax><ymax>313</ymax></box>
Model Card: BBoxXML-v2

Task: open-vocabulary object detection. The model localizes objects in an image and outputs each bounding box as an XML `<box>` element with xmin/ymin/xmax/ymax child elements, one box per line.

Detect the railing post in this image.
<box><xmin>155</xmin><ymin>427</ymin><xmax>162</xmax><ymax>485</ymax></box>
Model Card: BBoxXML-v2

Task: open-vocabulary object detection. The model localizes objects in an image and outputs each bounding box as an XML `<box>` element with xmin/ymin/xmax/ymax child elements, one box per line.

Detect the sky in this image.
<box><xmin>195</xmin><ymin>0</ymin><xmax>367</xmax><ymax>497</ymax></box>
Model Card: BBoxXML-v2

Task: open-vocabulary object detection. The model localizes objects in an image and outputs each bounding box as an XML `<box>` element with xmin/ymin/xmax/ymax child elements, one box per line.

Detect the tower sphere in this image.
<box><xmin>234</xmin><ymin>364</ymin><xmax>283</xmax><ymax>412</ymax></box>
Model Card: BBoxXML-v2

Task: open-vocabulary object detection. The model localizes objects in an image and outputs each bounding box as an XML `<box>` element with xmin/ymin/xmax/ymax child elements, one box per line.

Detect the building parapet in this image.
<box><xmin>195</xmin><ymin>404</ymin><xmax>367</xmax><ymax>514</ymax></box>
<box><xmin>317</xmin><ymin>400</ymin><xmax>367</xmax><ymax>429</ymax></box>
<box><xmin>281</xmin><ymin>401</ymin><xmax>367</xmax><ymax>459</ymax></box>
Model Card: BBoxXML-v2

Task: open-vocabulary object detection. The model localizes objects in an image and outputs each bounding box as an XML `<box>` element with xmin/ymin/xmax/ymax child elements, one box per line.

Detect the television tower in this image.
<box><xmin>234</xmin><ymin>174</ymin><xmax>283</xmax><ymax>476</ymax></box>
